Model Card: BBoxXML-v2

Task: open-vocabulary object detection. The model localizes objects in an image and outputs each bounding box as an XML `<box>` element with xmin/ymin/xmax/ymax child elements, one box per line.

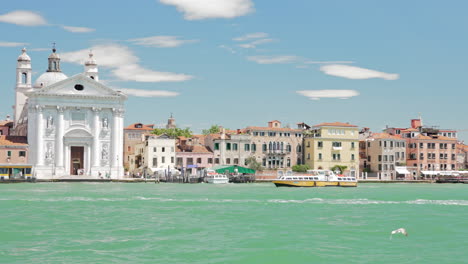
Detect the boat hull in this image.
<box><xmin>273</xmin><ymin>180</ymin><xmax>357</xmax><ymax>187</ymax></box>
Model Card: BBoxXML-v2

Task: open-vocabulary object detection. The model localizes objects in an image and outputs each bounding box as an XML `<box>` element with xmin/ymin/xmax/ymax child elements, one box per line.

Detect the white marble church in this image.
<box><xmin>13</xmin><ymin>47</ymin><xmax>127</xmax><ymax>179</ymax></box>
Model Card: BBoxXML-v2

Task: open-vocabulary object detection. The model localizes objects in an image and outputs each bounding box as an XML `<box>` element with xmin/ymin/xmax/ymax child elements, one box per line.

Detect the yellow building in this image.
<box><xmin>304</xmin><ymin>122</ymin><xmax>359</xmax><ymax>177</ymax></box>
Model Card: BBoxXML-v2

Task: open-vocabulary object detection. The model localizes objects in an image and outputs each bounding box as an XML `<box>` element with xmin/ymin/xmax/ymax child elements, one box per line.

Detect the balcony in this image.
<box><xmin>332</xmin><ymin>146</ymin><xmax>342</xmax><ymax>150</ymax></box>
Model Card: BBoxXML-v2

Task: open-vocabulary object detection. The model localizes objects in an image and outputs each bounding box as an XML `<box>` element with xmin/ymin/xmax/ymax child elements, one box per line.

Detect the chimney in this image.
<box><xmin>411</xmin><ymin>119</ymin><xmax>422</xmax><ymax>129</ymax></box>
<box><xmin>6</xmin><ymin>115</ymin><xmax>10</xmax><ymax>121</ymax></box>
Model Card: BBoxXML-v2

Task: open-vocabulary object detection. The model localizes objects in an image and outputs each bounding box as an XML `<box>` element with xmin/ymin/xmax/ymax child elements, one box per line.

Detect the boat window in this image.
<box><xmin>298</xmin><ymin>177</ymin><xmax>303</xmax><ymax>180</ymax></box>
<box><xmin>351</xmin><ymin>178</ymin><xmax>356</xmax><ymax>181</ymax></box>
<box><xmin>293</xmin><ymin>177</ymin><xmax>298</xmax><ymax>180</ymax></box>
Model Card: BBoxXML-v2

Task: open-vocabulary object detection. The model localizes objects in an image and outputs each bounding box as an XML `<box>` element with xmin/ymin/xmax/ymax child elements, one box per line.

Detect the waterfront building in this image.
<box><xmin>123</xmin><ymin>123</ymin><xmax>154</xmax><ymax>170</ymax></box>
<box><xmin>0</xmin><ymin>118</ymin><xmax>13</xmax><ymax>136</ymax></box>
<box><xmin>12</xmin><ymin>47</ymin><xmax>126</xmax><ymax>179</ymax></box>
<box><xmin>128</xmin><ymin>134</ymin><xmax>176</xmax><ymax>176</ymax></box>
<box><xmin>244</xmin><ymin>120</ymin><xmax>304</xmax><ymax>169</ymax></box>
<box><xmin>303</xmin><ymin>122</ymin><xmax>359</xmax><ymax>176</ymax></box>
<box><xmin>205</xmin><ymin>129</ymin><xmax>252</xmax><ymax>167</ymax></box>
<box><xmin>456</xmin><ymin>143</ymin><xmax>468</xmax><ymax>170</ymax></box>
<box><xmin>0</xmin><ymin>136</ymin><xmax>28</xmax><ymax>164</ymax></box>
<box><xmin>359</xmin><ymin>128</ymin><xmax>407</xmax><ymax>180</ymax></box>
<box><xmin>385</xmin><ymin>118</ymin><xmax>458</xmax><ymax>178</ymax></box>
<box><xmin>176</xmin><ymin>136</ymin><xmax>214</xmax><ymax>176</ymax></box>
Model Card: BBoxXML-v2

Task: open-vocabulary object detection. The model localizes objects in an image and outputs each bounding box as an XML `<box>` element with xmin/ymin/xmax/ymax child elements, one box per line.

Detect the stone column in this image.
<box><xmin>55</xmin><ymin>106</ymin><xmax>65</xmax><ymax>167</ymax></box>
<box><xmin>92</xmin><ymin>107</ymin><xmax>101</xmax><ymax>167</ymax></box>
<box><xmin>36</xmin><ymin>105</ymin><xmax>44</xmax><ymax>166</ymax></box>
<box><xmin>111</xmin><ymin>108</ymin><xmax>120</xmax><ymax>167</ymax></box>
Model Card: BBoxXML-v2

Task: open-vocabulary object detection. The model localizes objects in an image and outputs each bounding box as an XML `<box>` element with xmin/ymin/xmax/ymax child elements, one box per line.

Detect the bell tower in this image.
<box><xmin>14</xmin><ymin>47</ymin><xmax>32</xmax><ymax>126</ymax></box>
<box><xmin>84</xmin><ymin>50</ymin><xmax>99</xmax><ymax>81</ymax></box>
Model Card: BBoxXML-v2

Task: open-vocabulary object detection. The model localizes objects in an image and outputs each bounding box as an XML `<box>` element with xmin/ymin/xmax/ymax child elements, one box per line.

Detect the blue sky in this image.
<box><xmin>1</xmin><ymin>0</ymin><xmax>468</xmax><ymax>139</ymax></box>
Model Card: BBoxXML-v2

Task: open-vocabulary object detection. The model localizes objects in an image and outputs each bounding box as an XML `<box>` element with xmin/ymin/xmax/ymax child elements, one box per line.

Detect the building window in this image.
<box><xmin>128</xmin><ymin>146</ymin><xmax>131</xmax><ymax>152</ymax></box>
<box><xmin>297</xmin><ymin>145</ymin><xmax>302</xmax><ymax>152</ymax></box>
<box><xmin>251</xmin><ymin>144</ymin><xmax>256</xmax><ymax>151</ymax></box>
<box><xmin>367</xmin><ymin>156</ymin><xmax>371</xmax><ymax>162</ymax></box>
<box><xmin>162</xmin><ymin>147</ymin><xmax>165</xmax><ymax>152</ymax></box>
<box><xmin>351</xmin><ymin>154</ymin><xmax>355</xmax><ymax>160</ymax></box>
<box><xmin>318</xmin><ymin>141</ymin><xmax>323</xmax><ymax>148</ymax></box>
<box><xmin>19</xmin><ymin>151</ymin><xmax>26</xmax><ymax>157</ymax></box>
<box><xmin>332</xmin><ymin>153</ymin><xmax>341</xmax><ymax>160</ymax></box>
<box><xmin>307</xmin><ymin>141</ymin><xmax>310</xmax><ymax>147</ymax></box>
<box><xmin>262</xmin><ymin>144</ymin><xmax>267</xmax><ymax>151</ymax></box>
<box><xmin>234</xmin><ymin>158</ymin><xmax>239</xmax><ymax>164</ymax></box>
<box><xmin>197</xmin><ymin>158</ymin><xmax>202</xmax><ymax>163</ymax></box>
<box><xmin>307</xmin><ymin>153</ymin><xmax>310</xmax><ymax>160</ymax></box>
<box><xmin>162</xmin><ymin>157</ymin><xmax>165</xmax><ymax>163</ymax></box>
<box><xmin>332</xmin><ymin>142</ymin><xmax>342</xmax><ymax>148</ymax></box>
<box><xmin>153</xmin><ymin>147</ymin><xmax>157</xmax><ymax>152</ymax></box>
<box><xmin>420</xmin><ymin>153</ymin><xmax>424</xmax><ymax>160</ymax></box>
<box><xmin>226</xmin><ymin>143</ymin><xmax>231</xmax><ymax>150</ymax></box>
<box><xmin>378</xmin><ymin>164</ymin><xmax>382</xmax><ymax>171</ymax></box>
<box><xmin>7</xmin><ymin>151</ymin><xmax>11</xmax><ymax>157</ymax></box>
<box><xmin>318</xmin><ymin>153</ymin><xmax>322</xmax><ymax>160</ymax></box>
<box><xmin>351</xmin><ymin>142</ymin><xmax>355</xmax><ymax>149</ymax></box>
<box><xmin>378</xmin><ymin>155</ymin><xmax>382</xmax><ymax>161</ymax></box>
<box><xmin>226</xmin><ymin>158</ymin><xmax>231</xmax><ymax>164</ymax></box>
<box><xmin>233</xmin><ymin>143</ymin><xmax>238</xmax><ymax>151</ymax></box>
<box><xmin>187</xmin><ymin>158</ymin><xmax>193</xmax><ymax>165</ymax></box>
<box><xmin>244</xmin><ymin>144</ymin><xmax>250</xmax><ymax>151</ymax></box>
<box><xmin>215</xmin><ymin>158</ymin><xmax>219</xmax><ymax>164</ymax></box>
<box><xmin>208</xmin><ymin>158</ymin><xmax>213</xmax><ymax>164</ymax></box>
<box><xmin>214</xmin><ymin>143</ymin><xmax>220</xmax><ymax>150</ymax></box>
<box><xmin>171</xmin><ymin>157</ymin><xmax>174</xmax><ymax>163</ymax></box>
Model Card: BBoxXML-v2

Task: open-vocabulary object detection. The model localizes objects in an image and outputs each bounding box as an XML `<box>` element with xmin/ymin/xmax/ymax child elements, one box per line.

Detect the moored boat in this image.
<box><xmin>272</xmin><ymin>170</ymin><xmax>357</xmax><ymax>187</ymax></box>
<box><xmin>204</xmin><ymin>169</ymin><xmax>229</xmax><ymax>184</ymax></box>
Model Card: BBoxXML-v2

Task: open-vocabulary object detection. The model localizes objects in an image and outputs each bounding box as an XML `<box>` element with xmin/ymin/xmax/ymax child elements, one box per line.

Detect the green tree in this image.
<box><xmin>202</xmin><ymin>125</ymin><xmax>221</xmax><ymax>135</ymax></box>
<box><xmin>292</xmin><ymin>164</ymin><xmax>311</xmax><ymax>172</ymax></box>
<box><xmin>245</xmin><ymin>156</ymin><xmax>263</xmax><ymax>171</ymax></box>
<box><xmin>152</xmin><ymin>127</ymin><xmax>192</xmax><ymax>138</ymax></box>
<box><xmin>330</xmin><ymin>165</ymin><xmax>348</xmax><ymax>174</ymax></box>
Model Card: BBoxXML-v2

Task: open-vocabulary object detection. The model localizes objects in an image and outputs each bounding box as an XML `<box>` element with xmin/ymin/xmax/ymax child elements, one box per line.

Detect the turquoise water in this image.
<box><xmin>0</xmin><ymin>183</ymin><xmax>467</xmax><ymax>264</ymax></box>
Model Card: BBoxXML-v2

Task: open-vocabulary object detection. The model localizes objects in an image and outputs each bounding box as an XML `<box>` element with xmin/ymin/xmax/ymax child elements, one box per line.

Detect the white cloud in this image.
<box><xmin>297</xmin><ymin>90</ymin><xmax>360</xmax><ymax>100</ymax></box>
<box><xmin>247</xmin><ymin>55</ymin><xmax>300</xmax><ymax>64</ymax></box>
<box><xmin>219</xmin><ymin>45</ymin><xmax>236</xmax><ymax>54</ymax></box>
<box><xmin>118</xmin><ymin>88</ymin><xmax>180</xmax><ymax>97</ymax></box>
<box><xmin>62</xmin><ymin>25</ymin><xmax>95</xmax><ymax>33</ymax></box>
<box><xmin>0</xmin><ymin>10</ymin><xmax>47</xmax><ymax>26</ymax></box>
<box><xmin>159</xmin><ymin>0</ymin><xmax>254</xmax><ymax>20</ymax></box>
<box><xmin>238</xmin><ymin>38</ymin><xmax>274</xmax><ymax>49</ymax></box>
<box><xmin>128</xmin><ymin>36</ymin><xmax>198</xmax><ymax>48</ymax></box>
<box><xmin>320</xmin><ymin>64</ymin><xmax>399</xmax><ymax>80</ymax></box>
<box><xmin>61</xmin><ymin>44</ymin><xmax>193</xmax><ymax>83</ymax></box>
<box><xmin>233</xmin><ymin>32</ymin><xmax>268</xmax><ymax>41</ymax></box>
<box><xmin>305</xmin><ymin>61</ymin><xmax>354</xmax><ymax>64</ymax></box>
<box><xmin>113</xmin><ymin>64</ymin><xmax>192</xmax><ymax>82</ymax></box>
<box><xmin>0</xmin><ymin>41</ymin><xmax>28</xmax><ymax>47</ymax></box>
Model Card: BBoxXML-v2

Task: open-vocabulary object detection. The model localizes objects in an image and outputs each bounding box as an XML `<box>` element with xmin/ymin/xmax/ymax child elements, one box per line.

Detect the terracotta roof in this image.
<box><xmin>313</xmin><ymin>122</ymin><xmax>358</xmax><ymax>128</ymax></box>
<box><xmin>414</xmin><ymin>134</ymin><xmax>457</xmax><ymax>141</ymax></box>
<box><xmin>125</xmin><ymin>123</ymin><xmax>154</xmax><ymax>130</ymax></box>
<box><xmin>0</xmin><ymin>136</ymin><xmax>28</xmax><ymax>146</ymax></box>
<box><xmin>371</xmin><ymin>133</ymin><xmax>403</xmax><ymax>140</ymax></box>
<box><xmin>245</xmin><ymin>126</ymin><xmax>301</xmax><ymax>132</ymax></box>
<box><xmin>0</xmin><ymin>120</ymin><xmax>13</xmax><ymax>126</ymax></box>
<box><xmin>402</xmin><ymin>128</ymin><xmax>418</xmax><ymax>132</ymax></box>
<box><xmin>176</xmin><ymin>145</ymin><xmax>213</xmax><ymax>153</ymax></box>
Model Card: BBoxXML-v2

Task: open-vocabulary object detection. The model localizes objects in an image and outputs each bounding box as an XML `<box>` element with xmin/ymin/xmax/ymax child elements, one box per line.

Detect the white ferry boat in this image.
<box><xmin>204</xmin><ymin>170</ymin><xmax>229</xmax><ymax>184</ymax></box>
<box><xmin>272</xmin><ymin>170</ymin><xmax>357</xmax><ymax>187</ymax></box>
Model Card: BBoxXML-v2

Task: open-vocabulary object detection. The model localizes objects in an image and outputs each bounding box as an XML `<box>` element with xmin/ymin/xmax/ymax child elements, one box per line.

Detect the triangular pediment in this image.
<box><xmin>26</xmin><ymin>74</ymin><xmax>127</xmax><ymax>99</ymax></box>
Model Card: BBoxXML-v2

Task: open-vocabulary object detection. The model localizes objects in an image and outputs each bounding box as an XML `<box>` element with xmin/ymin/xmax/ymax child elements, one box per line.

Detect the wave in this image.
<box><xmin>0</xmin><ymin>197</ymin><xmax>467</xmax><ymax>206</ymax></box>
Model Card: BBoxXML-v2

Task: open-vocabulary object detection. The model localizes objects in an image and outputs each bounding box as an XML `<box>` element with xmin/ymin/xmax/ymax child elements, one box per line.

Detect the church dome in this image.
<box><xmin>33</xmin><ymin>71</ymin><xmax>68</xmax><ymax>88</ymax></box>
<box><xmin>17</xmin><ymin>48</ymin><xmax>31</xmax><ymax>61</ymax></box>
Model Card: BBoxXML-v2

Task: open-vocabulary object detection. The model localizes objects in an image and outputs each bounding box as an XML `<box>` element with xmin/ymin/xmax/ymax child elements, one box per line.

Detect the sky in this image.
<box><xmin>1</xmin><ymin>0</ymin><xmax>468</xmax><ymax>139</ymax></box>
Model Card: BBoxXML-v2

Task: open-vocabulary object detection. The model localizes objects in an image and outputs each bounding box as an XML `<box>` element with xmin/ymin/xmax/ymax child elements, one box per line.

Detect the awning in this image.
<box><xmin>210</xmin><ymin>165</ymin><xmax>256</xmax><ymax>174</ymax></box>
<box><xmin>395</xmin><ymin>167</ymin><xmax>410</xmax><ymax>174</ymax></box>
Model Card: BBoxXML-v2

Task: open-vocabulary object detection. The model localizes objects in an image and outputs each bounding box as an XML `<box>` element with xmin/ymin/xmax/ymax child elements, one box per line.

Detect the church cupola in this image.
<box><xmin>84</xmin><ymin>50</ymin><xmax>99</xmax><ymax>81</ymax></box>
<box><xmin>47</xmin><ymin>46</ymin><xmax>62</xmax><ymax>72</ymax></box>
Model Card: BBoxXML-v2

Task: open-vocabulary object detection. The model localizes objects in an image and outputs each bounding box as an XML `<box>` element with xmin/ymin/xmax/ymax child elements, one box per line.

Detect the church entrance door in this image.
<box><xmin>70</xmin><ymin>146</ymin><xmax>84</xmax><ymax>175</ymax></box>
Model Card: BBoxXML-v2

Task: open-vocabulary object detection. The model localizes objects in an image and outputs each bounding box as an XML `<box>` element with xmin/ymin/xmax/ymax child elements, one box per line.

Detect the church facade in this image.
<box><xmin>13</xmin><ymin>48</ymin><xmax>127</xmax><ymax>179</ymax></box>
